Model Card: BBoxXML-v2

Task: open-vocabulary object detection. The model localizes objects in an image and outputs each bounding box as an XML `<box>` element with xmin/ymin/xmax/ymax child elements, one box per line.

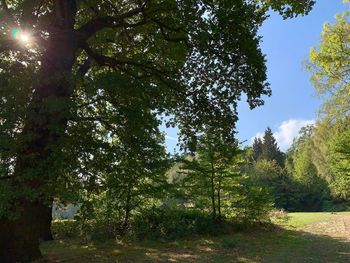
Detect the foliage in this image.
<box><xmin>269</xmin><ymin>209</ymin><xmax>290</xmax><ymax>225</ymax></box>
<box><xmin>75</xmin><ymin>192</ymin><xmax>121</xmax><ymax>240</ymax></box>
<box><xmin>229</xmin><ymin>176</ymin><xmax>274</xmax><ymax>224</ymax></box>
<box><xmin>308</xmin><ymin>8</ymin><xmax>350</xmax><ymax>119</ymax></box>
<box><xmin>256</xmin><ymin>0</ymin><xmax>315</xmax><ymax>19</ymax></box>
<box><xmin>287</xmin><ymin>125</ymin><xmax>331</xmax><ymax>211</ymax></box>
<box><xmin>0</xmin><ymin>0</ymin><xmax>319</xmax><ymax>260</ymax></box>
<box><xmin>251</xmin><ymin>127</ymin><xmax>284</xmax><ymax>166</ymax></box>
<box><xmin>261</xmin><ymin>127</ymin><xmax>284</xmax><ymax>166</ymax></box>
<box><xmin>252</xmin><ymin>137</ymin><xmax>263</xmax><ymax>162</ymax></box>
<box><xmin>309</xmin><ymin>119</ymin><xmax>350</xmax><ymax>200</ymax></box>
<box><xmin>51</xmin><ymin>220</ymin><xmax>80</xmax><ymax>240</ymax></box>
<box><xmin>133</xmin><ymin>206</ymin><xmax>219</xmax><ymax>240</ymax></box>
<box><xmin>176</xmin><ymin>131</ymin><xmax>274</xmax><ymax>224</ymax></box>
<box><xmin>306</xmin><ymin>3</ymin><xmax>350</xmax><ymax>201</ymax></box>
<box><xmin>178</xmin><ymin>131</ymin><xmax>241</xmax><ymax>221</ymax></box>
<box><xmin>249</xmin><ymin>159</ymin><xmax>294</xmax><ymax>210</ymax></box>
<box><xmin>328</xmin><ymin>128</ymin><xmax>350</xmax><ymax>198</ymax></box>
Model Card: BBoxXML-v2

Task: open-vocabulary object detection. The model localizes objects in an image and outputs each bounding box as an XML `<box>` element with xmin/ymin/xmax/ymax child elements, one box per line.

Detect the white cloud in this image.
<box><xmin>165</xmin><ymin>135</ymin><xmax>178</xmax><ymax>141</ymax></box>
<box><xmin>252</xmin><ymin>119</ymin><xmax>315</xmax><ymax>151</ymax></box>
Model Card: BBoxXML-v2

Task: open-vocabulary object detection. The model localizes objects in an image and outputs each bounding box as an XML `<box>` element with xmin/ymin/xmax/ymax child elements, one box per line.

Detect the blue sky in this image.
<box><xmin>163</xmin><ymin>0</ymin><xmax>349</xmax><ymax>153</ymax></box>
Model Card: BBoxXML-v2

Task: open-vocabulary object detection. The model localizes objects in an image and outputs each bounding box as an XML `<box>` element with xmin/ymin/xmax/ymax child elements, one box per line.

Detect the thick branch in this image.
<box><xmin>77</xmin><ymin>6</ymin><xmax>145</xmax><ymax>43</ymax></box>
<box><xmin>152</xmin><ymin>18</ymin><xmax>188</xmax><ymax>44</ymax></box>
<box><xmin>83</xmin><ymin>44</ymin><xmax>189</xmax><ymax>96</ymax></box>
<box><xmin>76</xmin><ymin>57</ymin><xmax>92</xmax><ymax>79</ymax></box>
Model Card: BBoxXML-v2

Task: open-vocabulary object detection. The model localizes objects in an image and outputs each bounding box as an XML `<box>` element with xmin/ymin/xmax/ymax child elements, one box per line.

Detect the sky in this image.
<box><xmin>163</xmin><ymin>0</ymin><xmax>349</xmax><ymax>153</ymax></box>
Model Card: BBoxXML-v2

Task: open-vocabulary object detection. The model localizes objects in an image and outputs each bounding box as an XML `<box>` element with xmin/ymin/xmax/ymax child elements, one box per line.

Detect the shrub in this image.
<box><xmin>269</xmin><ymin>209</ymin><xmax>290</xmax><ymax>224</ymax></box>
<box><xmin>229</xmin><ymin>179</ymin><xmax>274</xmax><ymax>224</ymax></box>
<box><xmin>133</xmin><ymin>207</ymin><xmax>220</xmax><ymax>240</ymax></box>
<box><xmin>51</xmin><ymin>220</ymin><xmax>80</xmax><ymax>239</ymax></box>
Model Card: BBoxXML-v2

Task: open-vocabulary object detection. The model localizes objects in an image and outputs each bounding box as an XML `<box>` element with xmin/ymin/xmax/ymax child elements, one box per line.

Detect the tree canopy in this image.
<box><xmin>308</xmin><ymin>8</ymin><xmax>350</xmax><ymax>119</ymax></box>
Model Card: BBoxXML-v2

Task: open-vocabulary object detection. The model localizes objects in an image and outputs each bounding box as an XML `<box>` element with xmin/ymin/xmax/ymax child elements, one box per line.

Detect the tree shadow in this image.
<box><xmin>39</xmin><ymin>226</ymin><xmax>350</xmax><ymax>262</ymax></box>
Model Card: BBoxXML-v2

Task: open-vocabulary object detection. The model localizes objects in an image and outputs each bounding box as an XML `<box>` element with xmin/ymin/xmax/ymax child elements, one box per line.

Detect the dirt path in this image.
<box><xmin>303</xmin><ymin>214</ymin><xmax>350</xmax><ymax>241</ymax></box>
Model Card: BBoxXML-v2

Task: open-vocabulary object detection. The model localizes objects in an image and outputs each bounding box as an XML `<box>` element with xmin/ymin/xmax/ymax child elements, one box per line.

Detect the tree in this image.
<box><xmin>0</xmin><ymin>1</ymin><xmax>316</xmax><ymax>261</ymax></box>
<box><xmin>288</xmin><ymin>125</ymin><xmax>330</xmax><ymax>211</ymax></box>
<box><xmin>308</xmin><ymin>7</ymin><xmax>350</xmax><ymax>119</ymax></box>
<box><xmin>307</xmin><ymin>3</ymin><xmax>350</xmax><ymax>199</ymax></box>
<box><xmin>179</xmin><ymin>131</ymin><xmax>240</xmax><ymax>221</ymax></box>
<box><xmin>78</xmin><ymin>107</ymin><xmax>171</xmax><ymax>237</ymax></box>
<box><xmin>328</xmin><ymin>129</ymin><xmax>350</xmax><ymax>199</ymax></box>
<box><xmin>252</xmin><ymin>137</ymin><xmax>263</xmax><ymax>161</ymax></box>
<box><xmin>311</xmin><ymin>118</ymin><xmax>350</xmax><ymax>199</ymax></box>
<box><xmin>250</xmin><ymin>159</ymin><xmax>291</xmax><ymax>209</ymax></box>
<box><xmin>260</xmin><ymin>127</ymin><xmax>284</xmax><ymax>166</ymax></box>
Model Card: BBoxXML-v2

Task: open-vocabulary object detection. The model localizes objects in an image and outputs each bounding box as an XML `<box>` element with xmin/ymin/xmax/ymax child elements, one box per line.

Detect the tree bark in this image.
<box><xmin>0</xmin><ymin>1</ymin><xmax>78</xmax><ymax>261</ymax></box>
<box><xmin>37</xmin><ymin>201</ymin><xmax>54</xmax><ymax>241</ymax></box>
<box><xmin>0</xmin><ymin>202</ymin><xmax>42</xmax><ymax>262</ymax></box>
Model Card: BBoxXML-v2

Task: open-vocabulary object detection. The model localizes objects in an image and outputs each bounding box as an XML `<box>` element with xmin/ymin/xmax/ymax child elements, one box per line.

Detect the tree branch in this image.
<box><xmin>77</xmin><ymin>6</ymin><xmax>146</xmax><ymax>44</ymax></box>
<box><xmin>82</xmin><ymin>44</ymin><xmax>190</xmax><ymax>97</ymax></box>
<box><xmin>151</xmin><ymin>18</ymin><xmax>189</xmax><ymax>44</ymax></box>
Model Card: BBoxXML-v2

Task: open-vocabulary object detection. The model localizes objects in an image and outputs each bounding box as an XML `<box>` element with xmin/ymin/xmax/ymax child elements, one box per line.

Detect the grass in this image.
<box><xmin>284</xmin><ymin>212</ymin><xmax>350</xmax><ymax>229</ymax></box>
<box><xmin>37</xmin><ymin>212</ymin><xmax>350</xmax><ymax>263</ymax></box>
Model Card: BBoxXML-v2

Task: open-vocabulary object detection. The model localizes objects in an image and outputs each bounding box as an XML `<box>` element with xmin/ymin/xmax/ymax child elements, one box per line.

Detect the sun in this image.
<box><xmin>11</xmin><ymin>28</ymin><xmax>32</xmax><ymax>45</ymax></box>
<box><xmin>19</xmin><ymin>33</ymin><xmax>30</xmax><ymax>43</ymax></box>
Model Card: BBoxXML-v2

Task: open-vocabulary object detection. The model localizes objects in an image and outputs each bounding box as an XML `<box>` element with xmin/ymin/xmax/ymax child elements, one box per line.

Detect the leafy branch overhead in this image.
<box><xmin>0</xmin><ymin>0</ymin><xmax>315</xmax><ymax>144</ymax></box>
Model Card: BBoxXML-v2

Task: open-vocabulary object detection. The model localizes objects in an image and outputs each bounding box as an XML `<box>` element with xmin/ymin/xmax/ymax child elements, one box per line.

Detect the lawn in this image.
<box><xmin>37</xmin><ymin>212</ymin><xmax>350</xmax><ymax>263</ymax></box>
<box><xmin>285</xmin><ymin>212</ymin><xmax>350</xmax><ymax>229</ymax></box>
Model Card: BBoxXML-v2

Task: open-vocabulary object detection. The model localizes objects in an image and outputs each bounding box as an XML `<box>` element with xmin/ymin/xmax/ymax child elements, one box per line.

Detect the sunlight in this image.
<box><xmin>19</xmin><ymin>33</ymin><xmax>30</xmax><ymax>43</ymax></box>
<box><xmin>11</xmin><ymin>28</ymin><xmax>32</xmax><ymax>45</ymax></box>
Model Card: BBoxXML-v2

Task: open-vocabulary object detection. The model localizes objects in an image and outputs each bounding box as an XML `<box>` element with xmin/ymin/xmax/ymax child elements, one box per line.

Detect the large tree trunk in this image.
<box><xmin>0</xmin><ymin>2</ymin><xmax>78</xmax><ymax>261</ymax></box>
<box><xmin>0</xmin><ymin>202</ymin><xmax>42</xmax><ymax>262</ymax></box>
<box><xmin>37</xmin><ymin>201</ymin><xmax>54</xmax><ymax>241</ymax></box>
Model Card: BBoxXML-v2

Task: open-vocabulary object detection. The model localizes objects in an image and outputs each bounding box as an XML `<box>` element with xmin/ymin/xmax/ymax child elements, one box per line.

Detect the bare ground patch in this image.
<box><xmin>303</xmin><ymin>214</ymin><xmax>350</xmax><ymax>241</ymax></box>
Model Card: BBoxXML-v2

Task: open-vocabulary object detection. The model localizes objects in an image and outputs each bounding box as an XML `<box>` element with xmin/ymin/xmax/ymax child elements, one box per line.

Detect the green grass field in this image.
<box><xmin>38</xmin><ymin>212</ymin><xmax>350</xmax><ymax>262</ymax></box>
<box><xmin>284</xmin><ymin>212</ymin><xmax>350</xmax><ymax>228</ymax></box>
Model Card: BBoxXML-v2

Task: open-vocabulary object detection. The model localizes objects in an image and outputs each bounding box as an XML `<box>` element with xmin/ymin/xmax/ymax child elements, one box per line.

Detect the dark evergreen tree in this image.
<box><xmin>252</xmin><ymin>137</ymin><xmax>263</xmax><ymax>161</ymax></box>
<box><xmin>261</xmin><ymin>127</ymin><xmax>284</xmax><ymax>166</ymax></box>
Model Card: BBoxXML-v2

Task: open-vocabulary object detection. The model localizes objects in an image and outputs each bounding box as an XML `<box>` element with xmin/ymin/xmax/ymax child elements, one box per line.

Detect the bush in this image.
<box><xmin>269</xmin><ymin>209</ymin><xmax>290</xmax><ymax>224</ymax></box>
<box><xmin>229</xmin><ymin>179</ymin><xmax>274</xmax><ymax>224</ymax></box>
<box><xmin>51</xmin><ymin>220</ymin><xmax>80</xmax><ymax>239</ymax></box>
<box><xmin>133</xmin><ymin>207</ymin><xmax>221</xmax><ymax>240</ymax></box>
<box><xmin>74</xmin><ymin>193</ymin><xmax>122</xmax><ymax>241</ymax></box>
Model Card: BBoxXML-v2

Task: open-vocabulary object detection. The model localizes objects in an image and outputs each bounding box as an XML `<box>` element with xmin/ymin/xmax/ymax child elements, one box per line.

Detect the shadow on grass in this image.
<box><xmin>38</xmin><ymin>226</ymin><xmax>350</xmax><ymax>263</ymax></box>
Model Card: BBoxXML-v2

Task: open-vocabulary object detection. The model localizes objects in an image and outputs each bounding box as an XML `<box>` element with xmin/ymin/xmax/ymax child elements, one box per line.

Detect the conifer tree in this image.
<box><xmin>252</xmin><ymin>137</ymin><xmax>263</xmax><ymax>161</ymax></box>
<box><xmin>261</xmin><ymin>127</ymin><xmax>284</xmax><ymax>166</ymax></box>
